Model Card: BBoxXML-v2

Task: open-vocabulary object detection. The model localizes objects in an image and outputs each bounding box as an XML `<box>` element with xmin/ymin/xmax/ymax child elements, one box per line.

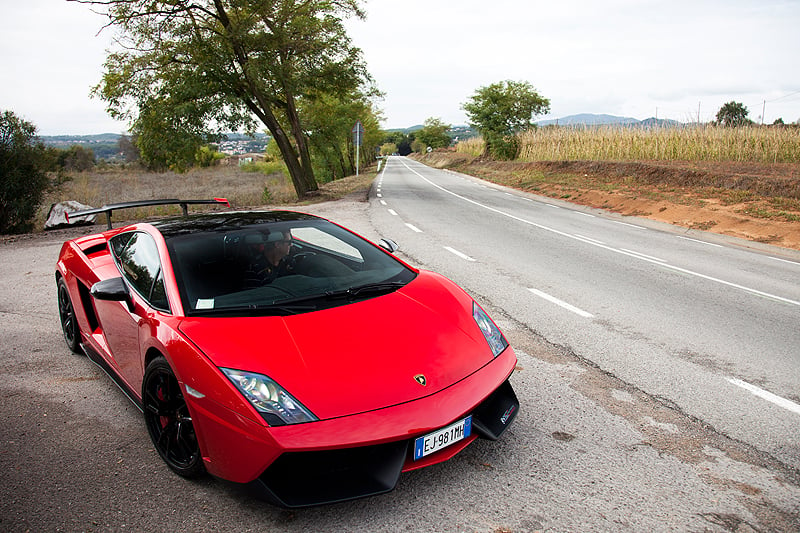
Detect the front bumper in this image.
<box><xmin>188</xmin><ymin>347</ymin><xmax>519</xmax><ymax>507</ymax></box>
<box><xmin>248</xmin><ymin>380</ymin><xmax>519</xmax><ymax>507</ymax></box>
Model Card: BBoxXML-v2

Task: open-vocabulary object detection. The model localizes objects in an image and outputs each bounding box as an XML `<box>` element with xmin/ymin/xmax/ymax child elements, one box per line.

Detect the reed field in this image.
<box><xmin>434</xmin><ymin>125</ymin><xmax>800</xmax><ymax>249</ymax></box>
<box><xmin>457</xmin><ymin>125</ymin><xmax>800</xmax><ymax>165</ymax></box>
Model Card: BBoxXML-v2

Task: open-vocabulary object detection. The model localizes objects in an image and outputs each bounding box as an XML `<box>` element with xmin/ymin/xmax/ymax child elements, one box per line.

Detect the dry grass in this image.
<box><xmin>415</xmin><ymin>150</ymin><xmax>800</xmax><ymax>249</ymax></box>
<box><xmin>418</xmin><ymin>151</ymin><xmax>800</xmax><ymax>224</ymax></box>
<box><xmin>41</xmin><ymin>163</ymin><xmax>377</xmax><ymax>226</ymax></box>
<box><xmin>457</xmin><ymin>125</ymin><xmax>800</xmax><ymax>164</ymax></box>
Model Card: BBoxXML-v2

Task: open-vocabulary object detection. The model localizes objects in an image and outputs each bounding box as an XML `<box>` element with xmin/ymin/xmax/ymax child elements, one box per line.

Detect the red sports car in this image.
<box><xmin>55</xmin><ymin>199</ymin><xmax>519</xmax><ymax>507</ymax></box>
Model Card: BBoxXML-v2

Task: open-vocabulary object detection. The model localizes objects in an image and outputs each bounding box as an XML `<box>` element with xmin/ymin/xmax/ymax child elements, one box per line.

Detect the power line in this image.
<box><xmin>766</xmin><ymin>90</ymin><xmax>800</xmax><ymax>103</ymax></box>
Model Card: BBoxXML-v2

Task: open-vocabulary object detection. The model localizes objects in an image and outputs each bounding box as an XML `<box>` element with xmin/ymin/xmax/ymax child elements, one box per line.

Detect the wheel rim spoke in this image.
<box><xmin>58</xmin><ymin>285</ymin><xmax>76</xmax><ymax>343</ymax></box>
<box><xmin>144</xmin><ymin>366</ymin><xmax>199</xmax><ymax>470</ymax></box>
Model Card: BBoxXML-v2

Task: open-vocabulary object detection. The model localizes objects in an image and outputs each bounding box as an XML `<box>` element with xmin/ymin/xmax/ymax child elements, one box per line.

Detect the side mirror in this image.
<box><xmin>379</xmin><ymin>238</ymin><xmax>399</xmax><ymax>253</ymax></box>
<box><xmin>91</xmin><ymin>277</ymin><xmax>134</xmax><ymax>312</ymax></box>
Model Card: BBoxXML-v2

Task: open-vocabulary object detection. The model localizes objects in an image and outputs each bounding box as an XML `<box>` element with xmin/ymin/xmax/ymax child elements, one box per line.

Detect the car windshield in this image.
<box><xmin>163</xmin><ymin>214</ymin><xmax>416</xmax><ymax>316</ymax></box>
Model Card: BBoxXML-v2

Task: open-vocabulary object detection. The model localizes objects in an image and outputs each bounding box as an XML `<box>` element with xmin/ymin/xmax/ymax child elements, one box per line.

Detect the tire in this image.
<box><xmin>142</xmin><ymin>356</ymin><xmax>205</xmax><ymax>478</ymax></box>
<box><xmin>57</xmin><ymin>277</ymin><xmax>82</xmax><ymax>354</ymax></box>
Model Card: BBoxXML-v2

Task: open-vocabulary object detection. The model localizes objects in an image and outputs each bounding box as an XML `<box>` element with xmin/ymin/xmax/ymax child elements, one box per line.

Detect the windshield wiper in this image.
<box><xmin>190</xmin><ymin>281</ymin><xmax>409</xmax><ymax>316</ymax></box>
<box><xmin>190</xmin><ymin>303</ymin><xmax>317</xmax><ymax>317</ymax></box>
<box><xmin>347</xmin><ymin>281</ymin><xmax>407</xmax><ymax>297</ymax></box>
<box><xmin>271</xmin><ymin>281</ymin><xmax>407</xmax><ymax>307</ymax></box>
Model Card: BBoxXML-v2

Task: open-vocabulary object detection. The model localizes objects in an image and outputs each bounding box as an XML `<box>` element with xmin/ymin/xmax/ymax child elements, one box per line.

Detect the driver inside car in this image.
<box><xmin>243</xmin><ymin>230</ymin><xmax>292</xmax><ymax>288</ymax></box>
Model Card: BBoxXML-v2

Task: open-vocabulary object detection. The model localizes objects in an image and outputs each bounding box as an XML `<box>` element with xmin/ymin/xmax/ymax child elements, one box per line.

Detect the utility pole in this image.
<box><xmin>352</xmin><ymin>120</ymin><xmax>364</xmax><ymax>176</ymax></box>
<box><xmin>761</xmin><ymin>100</ymin><xmax>766</xmax><ymax>126</ymax></box>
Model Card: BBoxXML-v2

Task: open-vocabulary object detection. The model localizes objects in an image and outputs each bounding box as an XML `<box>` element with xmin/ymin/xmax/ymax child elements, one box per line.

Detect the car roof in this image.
<box><xmin>151</xmin><ymin>210</ymin><xmax>321</xmax><ymax>239</ymax></box>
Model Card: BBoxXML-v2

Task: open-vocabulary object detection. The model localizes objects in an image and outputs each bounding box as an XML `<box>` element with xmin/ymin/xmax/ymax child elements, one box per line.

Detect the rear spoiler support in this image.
<box><xmin>66</xmin><ymin>198</ymin><xmax>231</xmax><ymax>230</ymax></box>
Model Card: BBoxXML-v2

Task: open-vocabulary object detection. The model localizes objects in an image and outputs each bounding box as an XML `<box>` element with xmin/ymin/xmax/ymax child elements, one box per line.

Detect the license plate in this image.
<box><xmin>413</xmin><ymin>416</ymin><xmax>472</xmax><ymax>460</ymax></box>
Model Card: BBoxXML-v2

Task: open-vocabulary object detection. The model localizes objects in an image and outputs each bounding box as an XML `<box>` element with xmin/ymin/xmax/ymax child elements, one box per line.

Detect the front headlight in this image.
<box><xmin>473</xmin><ymin>302</ymin><xmax>509</xmax><ymax>357</ymax></box>
<box><xmin>221</xmin><ymin>368</ymin><xmax>318</xmax><ymax>426</ymax></box>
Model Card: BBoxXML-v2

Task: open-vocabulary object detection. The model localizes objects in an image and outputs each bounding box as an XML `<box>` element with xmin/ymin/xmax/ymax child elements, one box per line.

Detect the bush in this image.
<box><xmin>0</xmin><ymin>111</ymin><xmax>50</xmax><ymax>233</ymax></box>
<box><xmin>486</xmin><ymin>134</ymin><xmax>520</xmax><ymax>160</ymax></box>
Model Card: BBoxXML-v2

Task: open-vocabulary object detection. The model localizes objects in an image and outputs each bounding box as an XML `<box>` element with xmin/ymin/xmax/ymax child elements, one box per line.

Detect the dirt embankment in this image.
<box><xmin>414</xmin><ymin>152</ymin><xmax>800</xmax><ymax>251</ymax></box>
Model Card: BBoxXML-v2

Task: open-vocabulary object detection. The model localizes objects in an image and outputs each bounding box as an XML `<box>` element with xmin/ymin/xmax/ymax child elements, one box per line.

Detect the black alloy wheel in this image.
<box><xmin>143</xmin><ymin>357</ymin><xmax>204</xmax><ymax>478</ymax></box>
<box><xmin>57</xmin><ymin>277</ymin><xmax>81</xmax><ymax>353</ymax></box>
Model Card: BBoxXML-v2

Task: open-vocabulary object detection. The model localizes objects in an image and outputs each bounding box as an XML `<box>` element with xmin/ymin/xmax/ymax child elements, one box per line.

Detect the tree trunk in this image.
<box><xmin>285</xmin><ymin>93</ymin><xmax>318</xmax><ymax>195</ymax></box>
<box><xmin>333</xmin><ymin>144</ymin><xmax>349</xmax><ymax>177</ymax></box>
<box><xmin>243</xmin><ymin>94</ymin><xmax>315</xmax><ymax>198</ymax></box>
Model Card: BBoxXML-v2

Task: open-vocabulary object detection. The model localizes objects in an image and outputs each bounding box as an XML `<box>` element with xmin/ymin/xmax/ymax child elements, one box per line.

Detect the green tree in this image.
<box><xmin>300</xmin><ymin>90</ymin><xmax>382</xmax><ymax>181</ymax></box>
<box><xmin>195</xmin><ymin>146</ymin><xmax>225</xmax><ymax>167</ymax></box>
<box><xmin>131</xmin><ymin>97</ymin><xmax>220</xmax><ymax>172</ymax></box>
<box><xmin>415</xmin><ymin>117</ymin><xmax>451</xmax><ymax>150</ymax></box>
<box><xmin>81</xmin><ymin>0</ymin><xmax>371</xmax><ymax>197</ymax></box>
<box><xmin>382</xmin><ymin>131</ymin><xmax>414</xmax><ymax>156</ymax></box>
<box><xmin>380</xmin><ymin>143</ymin><xmax>397</xmax><ymax>156</ymax></box>
<box><xmin>117</xmin><ymin>134</ymin><xmax>140</xmax><ymax>163</ymax></box>
<box><xmin>462</xmin><ymin>80</ymin><xmax>550</xmax><ymax>159</ymax></box>
<box><xmin>715</xmin><ymin>101</ymin><xmax>751</xmax><ymax>127</ymax></box>
<box><xmin>59</xmin><ymin>145</ymin><xmax>96</xmax><ymax>172</ymax></box>
<box><xmin>0</xmin><ymin>111</ymin><xmax>50</xmax><ymax>234</ymax></box>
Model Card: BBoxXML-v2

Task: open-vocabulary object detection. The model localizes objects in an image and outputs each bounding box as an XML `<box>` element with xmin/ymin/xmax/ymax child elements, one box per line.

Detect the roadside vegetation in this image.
<box><xmin>456</xmin><ymin>124</ymin><xmax>800</xmax><ymax>165</ymax></box>
<box><xmin>40</xmin><ymin>162</ymin><xmax>377</xmax><ymax>226</ymax></box>
<box><xmin>421</xmin><ymin>121</ymin><xmax>800</xmax><ymax>249</ymax></box>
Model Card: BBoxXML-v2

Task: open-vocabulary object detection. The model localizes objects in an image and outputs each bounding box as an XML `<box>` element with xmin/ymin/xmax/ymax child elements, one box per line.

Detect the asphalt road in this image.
<box><xmin>371</xmin><ymin>157</ymin><xmax>800</xmax><ymax>472</ymax></box>
<box><xmin>1</xmin><ymin>163</ymin><xmax>799</xmax><ymax>531</ymax></box>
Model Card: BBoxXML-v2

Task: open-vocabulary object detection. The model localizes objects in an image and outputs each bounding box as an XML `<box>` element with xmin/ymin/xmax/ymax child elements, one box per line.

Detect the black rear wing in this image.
<box><xmin>67</xmin><ymin>198</ymin><xmax>231</xmax><ymax>230</ymax></box>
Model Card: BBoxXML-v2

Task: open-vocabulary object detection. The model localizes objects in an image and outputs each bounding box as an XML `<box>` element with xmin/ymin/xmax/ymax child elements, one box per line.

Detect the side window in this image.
<box><xmin>110</xmin><ymin>231</ymin><xmax>170</xmax><ymax>312</ymax></box>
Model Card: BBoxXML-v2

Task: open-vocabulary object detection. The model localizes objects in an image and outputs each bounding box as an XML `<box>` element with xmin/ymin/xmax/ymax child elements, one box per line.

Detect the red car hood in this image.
<box><xmin>178</xmin><ymin>271</ymin><xmax>496</xmax><ymax>420</ymax></box>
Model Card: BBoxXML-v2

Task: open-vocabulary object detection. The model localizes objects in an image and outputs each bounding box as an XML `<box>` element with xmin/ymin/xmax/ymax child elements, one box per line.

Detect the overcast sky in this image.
<box><xmin>2</xmin><ymin>0</ymin><xmax>798</xmax><ymax>135</ymax></box>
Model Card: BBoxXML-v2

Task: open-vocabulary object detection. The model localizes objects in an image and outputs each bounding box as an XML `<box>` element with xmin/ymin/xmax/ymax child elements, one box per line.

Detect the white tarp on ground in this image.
<box><xmin>44</xmin><ymin>201</ymin><xmax>97</xmax><ymax>229</ymax></box>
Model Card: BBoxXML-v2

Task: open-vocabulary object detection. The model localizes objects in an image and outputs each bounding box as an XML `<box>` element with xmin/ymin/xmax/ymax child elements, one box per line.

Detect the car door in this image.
<box><xmin>98</xmin><ymin>231</ymin><xmax>170</xmax><ymax>391</ymax></box>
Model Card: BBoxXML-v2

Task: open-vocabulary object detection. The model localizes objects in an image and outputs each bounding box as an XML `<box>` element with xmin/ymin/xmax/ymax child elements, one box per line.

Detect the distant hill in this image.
<box><xmin>385</xmin><ymin>125</ymin><xmax>424</xmax><ymax>134</ymax></box>
<box><xmin>42</xmin><ymin>133</ymin><xmax>122</xmax><ymax>143</ymax></box>
<box><xmin>39</xmin><ymin>132</ymin><xmax>271</xmax><ymax>160</ymax></box>
<box><xmin>537</xmin><ymin>113</ymin><xmax>682</xmax><ymax>128</ymax></box>
<box><xmin>40</xmin><ymin>134</ymin><xmax>124</xmax><ymax>160</ymax></box>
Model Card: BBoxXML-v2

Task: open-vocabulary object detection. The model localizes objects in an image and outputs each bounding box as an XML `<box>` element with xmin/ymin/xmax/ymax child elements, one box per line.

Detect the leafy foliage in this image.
<box><xmin>58</xmin><ymin>145</ymin><xmax>96</xmax><ymax>172</ymax></box>
<box><xmin>0</xmin><ymin>111</ymin><xmax>50</xmax><ymax>233</ymax></box>
<box><xmin>382</xmin><ymin>131</ymin><xmax>415</xmax><ymax>156</ymax></box>
<box><xmin>415</xmin><ymin>118</ymin><xmax>452</xmax><ymax>151</ymax></box>
<box><xmin>117</xmin><ymin>134</ymin><xmax>140</xmax><ymax>163</ymax></box>
<box><xmin>85</xmin><ymin>0</ymin><xmax>372</xmax><ymax>196</ymax></box>
<box><xmin>715</xmin><ymin>101</ymin><xmax>752</xmax><ymax>127</ymax></box>
<box><xmin>300</xmin><ymin>90</ymin><xmax>383</xmax><ymax>182</ymax></box>
<box><xmin>462</xmin><ymin>80</ymin><xmax>550</xmax><ymax>159</ymax></box>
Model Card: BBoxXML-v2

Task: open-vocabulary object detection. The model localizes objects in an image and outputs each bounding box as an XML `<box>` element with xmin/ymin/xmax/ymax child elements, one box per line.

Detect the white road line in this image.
<box><xmin>528</xmin><ymin>288</ymin><xmax>594</xmax><ymax>318</ymax></box>
<box><xmin>388</xmin><ymin>209</ymin><xmax>398</xmax><ymax>216</ymax></box>
<box><xmin>728</xmin><ymin>378</ymin><xmax>800</xmax><ymax>416</ymax></box>
<box><xmin>377</xmin><ymin>193</ymin><xmax>383</xmax><ymax>198</ymax></box>
<box><xmin>405</xmin><ymin>223</ymin><xmax>423</xmax><ymax>233</ymax></box>
<box><xmin>380</xmin><ymin>200</ymin><xmax>387</xmax><ymax>206</ymax></box>
<box><xmin>576</xmin><ymin>212</ymin><xmax>596</xmax><ymax>218</ymax></box>
<box><xmin>620</xmin><ymin>248</ymin><xmax>667</xmax><ymax>263</ymax></box>
<box><xmin>769</xmin><ymin>256</ymin><xmax>800</xmax><ymax>266</ymax></box>
<box><xmin>398</xmin><ymin>160</ymin><xmax>800</xmax><ymax>308</ymax></box>
<box><xmin>573</xmin><ymin>234</ymin><xmax>606</xmax><ymax>245</ymax></box>
<box><xmin>677</xmin><ymin>236</ymin><xmax>723</xmax><ymax>248</ymax></box>
<box><xmin>613</xmin><ymin>221</ymin><xmax>645</xmax><ymax>230</ymax></box>
<box><xmin>444</xmin><ymin>246</ymin><xmax>476</xmax><ymax>262</ymax></box>
<box><xmin>546</xmin><ymin>204</ymin><xmax>561</xmax><ymax>209</ymax></box>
